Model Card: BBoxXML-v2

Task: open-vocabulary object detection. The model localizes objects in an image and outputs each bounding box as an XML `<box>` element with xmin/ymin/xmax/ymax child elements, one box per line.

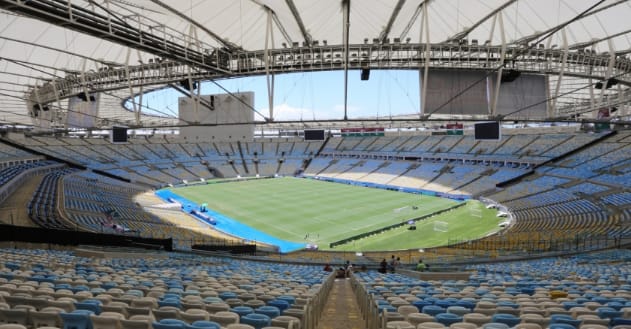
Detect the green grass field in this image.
<box><xmin>167</xmin><ymin>177</ymin><xmax>503</xmax><ymax>251</ymax></box>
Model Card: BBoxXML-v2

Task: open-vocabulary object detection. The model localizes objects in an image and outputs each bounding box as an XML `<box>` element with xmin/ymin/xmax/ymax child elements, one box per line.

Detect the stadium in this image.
<box><xmin>0</xmin><ymin>1</ymin><xmax>631</xmax><ymax>328</ymax></box>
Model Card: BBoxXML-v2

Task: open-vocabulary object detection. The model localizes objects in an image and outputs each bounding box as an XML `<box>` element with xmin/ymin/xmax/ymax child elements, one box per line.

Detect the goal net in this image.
<box><xmin>433</xmin><ymin>221</ymin><xmax>448</xmax><ymax>232</ymax></box>
<box><xmin>469</xmin><ymin>202</ymin><xmax>483</xmax><ymax>218</ymax></box>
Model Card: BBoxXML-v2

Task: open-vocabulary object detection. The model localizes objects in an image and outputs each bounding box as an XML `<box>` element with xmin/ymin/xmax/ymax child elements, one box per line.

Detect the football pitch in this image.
<box><xmin>166</xmin><ymin>177</ymin><xmax>503</xmax><ymax>251</ymax></box>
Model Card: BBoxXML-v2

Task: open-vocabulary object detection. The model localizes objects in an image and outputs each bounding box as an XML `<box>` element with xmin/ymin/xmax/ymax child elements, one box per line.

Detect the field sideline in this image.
<box><xmin>167</xmin><ymin>177</ymin><xmax>502</xmax><ymax>251</ymax></box>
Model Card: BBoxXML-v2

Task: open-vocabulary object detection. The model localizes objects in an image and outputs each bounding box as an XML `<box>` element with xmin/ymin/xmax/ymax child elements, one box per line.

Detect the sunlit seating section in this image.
<box><xmin>542</xmin><ymin>132</ymin><xmax>606</xmax><ymax>157</ymax></box>
<box><xmin>334</xmin><ymin>160</ymin><xmax>385</xmax><ymax>181</ymax></box>
<box><xmin>387</xmin><ymin>162</ymin><xmax>445</xmax><ymax>188</ymax></box>
<box><xmin>0</xmin><ymin>247</ymin><xmax>332</xmax><ymax>329</ymax></box>
<box><xmin>485</xmin><ymin>175</ymin><xmax>571</xmax><ymax>203</ymax></box>
<box><xmin>317</xmin><ymin>159</ymin><xmax>361</xmax><ymax>178</ymax></box>
<box><xmin>358</xmin><ymin>161</ymin><xmax>412</xmax><ymax>185</ymax></box>
<box><xmin>455</xmin><ymin>167</ymin><xmax>527</xmax><ymax>195</ymax></box>
<box><xmin>355</xmin><ymin>249</ymin><xmax>631</xmax><ymax>329</ymax></box>
<box><xmin>424</xmin><ymin>165</ymin><xmax>487</xmax><ymax>193</ymax></box>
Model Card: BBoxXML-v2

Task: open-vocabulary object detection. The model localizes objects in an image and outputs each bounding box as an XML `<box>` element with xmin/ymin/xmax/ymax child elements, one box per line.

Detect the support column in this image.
<box><xmin>551</xmin><ymin>29</ymin><xmax>568</xmax><ymax>117</ymax></box>
<box><xmin>419</xmin><ymin>3</ymin><xmax>430</xmax><ymax>118</ymax></box>
<box><xmin>490</xmin><ymin>12</ymin><xmax>506</xmax><ymax>117</ymax></box>
<box><xmin>342</xmin><ymin>0</ymin><xmax>350</xmax><ymax>121</ymax></box>
<box><xmin>265</xmin><ymin>9</ymin><xmax>275</xmax><ymax>122</ymax></box>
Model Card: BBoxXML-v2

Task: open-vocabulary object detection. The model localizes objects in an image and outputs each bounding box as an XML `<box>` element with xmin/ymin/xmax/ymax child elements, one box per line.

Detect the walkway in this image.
<box><xmin>316</xmin><ymin>278</ymin><xmax>367</xmax><ymax>329</ymax></box>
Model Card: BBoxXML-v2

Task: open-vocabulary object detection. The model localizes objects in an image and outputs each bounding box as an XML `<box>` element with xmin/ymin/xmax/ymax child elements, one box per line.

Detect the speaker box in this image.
<box><xmin>361</xmin><ymin>68</ymin><xmax>370</xmax><ymax>81</ymax></box>
<box><xmin>501</xmin><ymin>69</ymin><xmax>521</xmax><ymax>83</ymax></box>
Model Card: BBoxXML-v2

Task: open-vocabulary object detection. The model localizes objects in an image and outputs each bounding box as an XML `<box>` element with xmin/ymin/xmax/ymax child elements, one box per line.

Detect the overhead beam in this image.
<box><xmin>445</xmin><ymin>0</ymin><xmax>517</xmax><ymax>43</ymax></box>
<box><xmin>569</xmin><ymin>28</ymin><xmax>631</xmax><ymax>50</ymax></box>
<box><xmin>0</xmin><ymin>0</ymin><xmax>230</xmax><ymax>75</ymax></box>
<box><xmin>169</xmin><ymin>83</ymin><xmax>215</xmax><ymax>112</ymax></box>
<box><xmin>378</xmin><ymin>0</ymin><xmax>406</xmax><ymax>44</ymax></box>
<box><xmin>285</xmin><ymin>0</ymin><xmax>312</xmax><ymax>46</ymax></box>
<box><xmin>250</xmin><ymin>1</ymin><xmax>293</xmax><ymax>45</ymax></box>
<box><xmin>399</xmin><ymin>0</ymin><xmax>432</xmax><ymax>42</ymax></box>
<box><xmin>512</xmin><ymin>0</ymin><xmax>627</xmax><ymax>46</ymax></box>
<box><xmin>149</xmin><ymin>0</ymin><xmax>240</xmax><ymax>52</ymax></box>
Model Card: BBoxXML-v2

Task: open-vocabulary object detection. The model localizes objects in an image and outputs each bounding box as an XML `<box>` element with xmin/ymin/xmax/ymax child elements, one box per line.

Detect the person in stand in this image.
<box><xmin>379</xmin><ymin>258</ymin><xmax>387</xmax><ymax>274</ymax></box>
<box><xmin>344</xmin><ymin>261</ymin><xmax>353</xmax><ymax>278</ymax></box>
<box><xmin>389</xmin><ymin>255</ymin><xmax>401</xmax><ymax>273</ymax></box>
<box><xmin>416</xmin><ymin>259</ymin><xmax>427</xmax><ymax>272</ymax></box>
<box><xmin>323</xmin><ymin>264</ymin><xmax>332</xmax><ymax>272</ymax></box>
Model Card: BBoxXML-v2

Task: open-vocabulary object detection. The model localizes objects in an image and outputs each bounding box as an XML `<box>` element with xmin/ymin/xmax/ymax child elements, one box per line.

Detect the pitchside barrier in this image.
<box><xmin>329</xmin><ymin>202</ymin><xmax>467</xmax><ymax>248</ymax></box>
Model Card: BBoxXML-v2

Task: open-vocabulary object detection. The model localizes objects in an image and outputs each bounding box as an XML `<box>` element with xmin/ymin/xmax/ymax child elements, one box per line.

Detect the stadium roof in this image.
<box><xmin>1</xmin><ymin>0</ymin><xmax>631</xmax><ymax>129</ymax></box>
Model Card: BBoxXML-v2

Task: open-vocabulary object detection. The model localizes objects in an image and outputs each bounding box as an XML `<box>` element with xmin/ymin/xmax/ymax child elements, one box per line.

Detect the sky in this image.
<box><xmin>137</xmin><ymin>69</ymin><xmax>423</xmax><ymax>121</ymax></box>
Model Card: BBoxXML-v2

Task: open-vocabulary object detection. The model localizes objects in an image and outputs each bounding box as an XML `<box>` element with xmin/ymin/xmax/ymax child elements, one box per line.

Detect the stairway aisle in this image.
<box><xmin>316</xmin><ymin>278</ymin><xmax>367</xmax><ymax>329</ymax></box>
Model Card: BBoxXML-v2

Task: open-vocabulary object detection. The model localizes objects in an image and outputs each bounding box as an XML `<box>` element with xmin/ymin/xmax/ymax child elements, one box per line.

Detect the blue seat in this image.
<box><xmin>218</xmin><ymin>292</ymin><xmax>237</xmax><ymax>300</ymax></box>
<box><xmin>277</xmin><ymin>296</ymin><xmax>295</xmax><ymax>305</ymax></box>
<box><xmin>255</xmin><ymin>305</ymin><xmax>281</xmax><ymax>318</ymax></box>
<box><xmin>612</xmin><ymin>318</ymin><xmax>631</xmax><ymax>326</ymax></box>
<box><xmin>435</xmin><ymin>300</ymin><xmax>455</xmax><ymax>308</ymax></box>
<box><xmin>412</xmin><ymin>300</ymin><xmax>432</xmax><ymax>312</ymax></box>
<box><xmin>240</xmin><ymin>313</ymin><xmax>271</xmax><ymax>329</ymax></box>
<box><xmin>153</xmin><ymin>322</ymin><xmax>185</xmax><ymax>329</ymax></box>
<box><xmin>267</xmin><ymin>299</ymin><xmax>290</xmax><ymax>313</ymax></box>
<box><xmin>422</xmin><ymin>305</ymin><xmax>445</xmax><ymax>316</ymax></box>
<box><xmin>184</xmin><ymin>321</ymin><xmax>220</xmax><ymax>329</ymax></box>
<box><xmin>435</xmin><ymin>312</ymin><xmax>462</xmax><ymax>326</ymax></box>
<box><xmin>455</xmin><ymin>300</ymin><xmax>476</xmax><ymax>310</ymax></box>
<box><xmin>482</xmin><ymin>323</ymin><xmax>509</xmax><ymax>329</ymax></box>
<box><xmin>597</xmin><ymin>307</ymin><xmax>623</xmax><ymax>319</ymax></box>
<box><xmin>60</xmin><ymin>310</ymin><xmax>94</xmax><ymax>329</ymax></box>
<box><xmin>378</xmin><ymin>304</ymin><xmax>397</xmax><ymax>314</ymax></box>
<box><xmin>158</xmin><ymin>299</ymin><xmax>181</xmax><ymax>308</ymax></box>
<box><xmin>160</xmin><ymin>319</ymin><xmax>187</xmax><ymax>326</ymax></box>
<box><xmin>447</xmin><ymin>306</ymin><xmax>470</xmax><ymax>316</ymax></box>
<box><xmin>491</xmin><ymin>313</ymin><xmax>521</xmax><ymax>327</ymax></box>
<box><xmin>231</xmin><ymin>306</ymin><xmax>254</xmax><ymax>318</ymax></box>
<box><xmin>548</xmin><ymin>324</ymin><xmax>576</xmax><ymax>329</ymax></box>
<box><xmin>203</xmin><ymin>297</ymin><xmax>223</xmax><ymax>304</ymax></box>
<box><xmin>75</xmin><ymin>300</ymin><xmax>102</xmax><ymax>314</ymax></box>
<box><xmin>550</xmin><ymin>314</ymin><xmax>581</xmax><ymax>328</ymax></box>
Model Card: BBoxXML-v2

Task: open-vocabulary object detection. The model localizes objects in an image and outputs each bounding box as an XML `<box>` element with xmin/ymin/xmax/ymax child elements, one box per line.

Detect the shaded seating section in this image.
<box><xmin>482</xmin><ymin>130</ymin><xmax>631</xmax><ymax>238</ymax></box>
<box><xmin>352</xmin><ymin>248</ymin><xmax>631</xmax><ymax>329</ymax></box>
<box><xmin>0</xmin><ymin>247</ymin><xmax>333</xmax><ymax>329</ymax></box>
<box><xmin>9</xmin><ymin>136</ymin><xmax>324</xmax><ymax>186</ymax></box>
